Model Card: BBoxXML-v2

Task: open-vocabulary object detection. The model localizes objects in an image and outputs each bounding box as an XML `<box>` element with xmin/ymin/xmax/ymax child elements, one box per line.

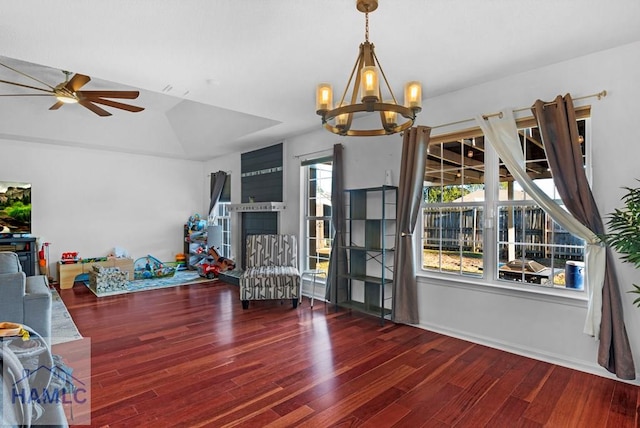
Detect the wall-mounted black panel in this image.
<box><xmin>241</xmin><ymin>143</ymin><xmax>283</xmax><ymax>203</ymax></box>
<box><xmin>241</xmin><ymin>172</ymin><xmax>283</xmax><ymax>203</ymax></box>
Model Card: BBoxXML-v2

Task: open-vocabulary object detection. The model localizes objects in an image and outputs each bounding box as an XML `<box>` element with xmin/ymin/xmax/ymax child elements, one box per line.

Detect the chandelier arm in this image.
<box><xmin>339</xmin><ymin>44</ymin><xmax>368</xmax><ymax>133</ymax></box>
<box><xmin>350</xmin><ymin>44</ymin><xmax>366</xmax><ymax>105</ymax></box>
<box><xmin>371</xmin><ymin>49</ymin><xmax>399</xmax><ymax>105</ymax></box>
<box><xmin>337</xmin><ymin>45</ymin><xmax>364</xmax><ymax>109</ymax></box>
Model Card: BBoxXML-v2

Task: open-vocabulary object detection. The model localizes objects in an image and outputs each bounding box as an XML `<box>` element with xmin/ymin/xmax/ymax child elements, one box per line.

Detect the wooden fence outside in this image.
<box><xmin>423</xmin><ymin>206</ymin><xmax>584</xmax><ymax>260</ymax></box>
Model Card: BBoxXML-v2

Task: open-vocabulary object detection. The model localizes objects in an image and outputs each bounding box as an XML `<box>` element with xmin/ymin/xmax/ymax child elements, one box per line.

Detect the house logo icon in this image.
<box><xmin>12</xmin><ymin>363</ymin><xmax>87</xmax><ymax>407</ymax></box>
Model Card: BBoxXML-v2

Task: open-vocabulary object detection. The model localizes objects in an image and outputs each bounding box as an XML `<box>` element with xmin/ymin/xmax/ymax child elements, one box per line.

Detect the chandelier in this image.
<box><xmin>315</xmin><ymin>0</ymin><xmax>422</xmax><ymax>137</ymax></box>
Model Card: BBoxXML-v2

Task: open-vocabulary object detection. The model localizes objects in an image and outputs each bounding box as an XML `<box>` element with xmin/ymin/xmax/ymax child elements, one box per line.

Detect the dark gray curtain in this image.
<box><xmin>533</xmin><ymin>94</ymin><xmax>635</xmax><ymax>380</ymax></box>
<box><xmin>392</xmin><ymin>126</ymin><xmax>431</xmax><ymax>324</ymax></box>
<box><xmin>326</xmin><ymin>144</ymin><xmax>347</xmax><ymax>304</ymax></box>
<box><xmin>208</xmin><ymin>171</ymin><xmax>227</xmax><ymax>217</ymax></box>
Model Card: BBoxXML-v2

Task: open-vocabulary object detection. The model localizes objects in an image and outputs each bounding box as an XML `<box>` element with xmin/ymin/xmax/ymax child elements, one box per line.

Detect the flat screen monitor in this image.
<box><xmin>0</xmin><ymin>181</ymin><xmax>31</xmax><ymax>236</ymax></box>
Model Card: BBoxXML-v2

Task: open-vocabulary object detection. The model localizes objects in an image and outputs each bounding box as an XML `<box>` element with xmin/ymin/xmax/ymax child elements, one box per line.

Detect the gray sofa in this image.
<box><xmin>0</xmin><ymin>251</ymin><xmax>52</xmax><ymax>343</ymax></box>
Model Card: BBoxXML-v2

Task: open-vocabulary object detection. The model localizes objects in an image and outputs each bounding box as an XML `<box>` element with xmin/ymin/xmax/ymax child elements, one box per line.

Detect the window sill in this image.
<box><xmin>416</xmin><ymin>270</ymin><xmax>589</xmax><ymax>308</ymax></box>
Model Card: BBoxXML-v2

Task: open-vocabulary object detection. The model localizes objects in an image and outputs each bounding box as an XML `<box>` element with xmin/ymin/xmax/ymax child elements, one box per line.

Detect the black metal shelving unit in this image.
<box><xmin>338</xmin><ymin>185</ymin><xmax>397</xmax><ymax>324</ymax></box>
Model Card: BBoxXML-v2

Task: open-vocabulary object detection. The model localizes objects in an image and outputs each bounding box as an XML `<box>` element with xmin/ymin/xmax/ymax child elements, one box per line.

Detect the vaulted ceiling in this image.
<box><xmin>1</xmin><ymin>1</ymin><xmax>639</xmax><ymax>161</ymax></box>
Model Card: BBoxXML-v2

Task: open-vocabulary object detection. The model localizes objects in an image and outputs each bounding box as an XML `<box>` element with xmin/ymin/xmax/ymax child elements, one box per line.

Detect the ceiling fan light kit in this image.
<box><xmin>53</xmin><ymin>71</ymin><xmax>78</xmax><ymax>104</ymax></box>
<box><xmin>0</xmin><ymin>61</ymin><xmax>144</xmax><ymax>117</ymax></box>
<box><xmin>55</xmin><ymin>94</ymin><xmax>78</xmax><ymax>104</ymax></box>
<box><xmin>315</xmin><ymin>0</ymin><xmax>422</xmax><ymax>136</ymax></box>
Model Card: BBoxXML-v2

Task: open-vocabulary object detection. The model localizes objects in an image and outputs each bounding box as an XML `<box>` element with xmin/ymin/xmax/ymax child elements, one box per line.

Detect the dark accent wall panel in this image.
<box><xmin>241</xmin><ymin>143</ymin><xmax>283</xmax><ymax>203</ymax></box>
<box><xmin>241</xmin><ymin>172</ymin><xmax>283</xmax><ymax>203</ymax></box>
<box><xmin>241</xmin><ymin>212</ymin><xmax>278</xmax><ymax>267</ymax></box>
<box><xmin>240</xmin><ymin>143</ymin><xmax>284</xmax><ymax>267</ymax></box>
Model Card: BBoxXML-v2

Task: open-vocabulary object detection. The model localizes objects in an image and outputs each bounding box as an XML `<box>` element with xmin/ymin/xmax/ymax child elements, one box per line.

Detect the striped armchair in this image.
<box><xmin>239</xmin><ymin>234</ymin><xmax>300</xmax><ymax>309</ymax></box>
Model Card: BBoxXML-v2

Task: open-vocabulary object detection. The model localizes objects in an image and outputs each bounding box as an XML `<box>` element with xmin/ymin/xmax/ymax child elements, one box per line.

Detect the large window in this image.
<box><xmin>422</xmin><ymin>116</ymin><xmax>588</xmax><ymax>294</ymax></box>
<box><xmin>213</xmin><ymin>202</ymin><xmax>232</xmax><ymax>259</ymax></box>
<box><xmin>210</xmin><ymin>174</ymin><xmax>232</xmax><ymax>259</ymax></box>
<box><xmin>303</xmin><ymin>158</ymin><xmax>333</xmax><ymax>273</ymax></box>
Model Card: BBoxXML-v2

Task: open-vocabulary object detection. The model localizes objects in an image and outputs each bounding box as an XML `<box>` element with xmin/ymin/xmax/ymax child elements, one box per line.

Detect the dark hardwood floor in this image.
<box><xmin>53</xmin><ymin>279</ymin><xmax>639</xmax><ymax>427</ymax></box>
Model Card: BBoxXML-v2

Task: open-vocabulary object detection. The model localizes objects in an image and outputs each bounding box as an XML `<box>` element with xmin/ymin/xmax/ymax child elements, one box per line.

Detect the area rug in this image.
<box><xmin>85</xmin><ymin>270</ymin><xmax>214</xmax><ymax>297</ymax></box>
<box><xmin>51</xmin><ymin>288</ymin><xmax>83</xmax><ymax>345</ymax></box>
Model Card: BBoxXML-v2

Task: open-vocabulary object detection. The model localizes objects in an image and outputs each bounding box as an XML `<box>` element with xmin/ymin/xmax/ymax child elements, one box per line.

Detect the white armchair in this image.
<box><xmin>239</xmin><ymin>234</ymin><xmax>300</xmax><ymax>309</ymax></box>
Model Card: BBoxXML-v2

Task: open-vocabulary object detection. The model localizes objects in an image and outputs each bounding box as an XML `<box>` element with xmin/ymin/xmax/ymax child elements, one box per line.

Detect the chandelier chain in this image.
<box><xmin>365</xmin><ymin>12</ymin><xmax>369</xmax><ymax>42</ymax></box>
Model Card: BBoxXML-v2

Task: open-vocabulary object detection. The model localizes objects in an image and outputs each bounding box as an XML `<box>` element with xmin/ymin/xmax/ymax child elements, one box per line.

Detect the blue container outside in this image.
<box><xmin>565</xmin><ymin>261</ymin><xmax>585</xmax><ymax>289</ymax></box>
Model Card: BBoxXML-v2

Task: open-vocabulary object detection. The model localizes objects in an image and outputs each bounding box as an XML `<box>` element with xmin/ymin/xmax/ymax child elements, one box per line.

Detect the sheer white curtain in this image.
<box><xmin>476</xmin><ymin>109</ymin><xmax>606</xmax><ymax>338</ymax></box>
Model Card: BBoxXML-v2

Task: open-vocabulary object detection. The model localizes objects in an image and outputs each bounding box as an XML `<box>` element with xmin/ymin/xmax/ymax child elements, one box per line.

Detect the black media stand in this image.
<box><xmin>0</xmin><ymin>236</ymin><xmax>37</xmax><ymax>276</ymax></box>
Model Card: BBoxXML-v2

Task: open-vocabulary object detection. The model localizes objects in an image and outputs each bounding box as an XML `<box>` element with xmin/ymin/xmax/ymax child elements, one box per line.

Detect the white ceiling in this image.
<box><xmin>1</xmin><ymin>0</ymin><xmax>640</xmax><ymax>161</ymax></box>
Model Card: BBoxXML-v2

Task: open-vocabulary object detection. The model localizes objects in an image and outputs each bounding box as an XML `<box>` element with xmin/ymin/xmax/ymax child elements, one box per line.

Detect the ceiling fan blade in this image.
<box><xmin>79</xmin><ymin>100</ymin><xmax>111</xmax><ymax>116</ymax></box>
<box><xmin>78</xmin><ymin>90</ymin><xmax>140</xmax><ymax>100</ymax></box>
<box><xmin>0</xmin><ymin>61</ymin><xmax>56</xmax><ymax>90</ymax></box>
<box><xmin>89</xmin><ymin>97</ymin><xmax>144</xmax><ymax>113</ymax></box>
<box><xmin>66</xmin><ymin>73</ymin><xmax>90</xmax><ymax>92</ymax></box>
<box><xmin>0</xmin><ymin>79</ymin><xmax>53</xmax><ymax>94</ymax></box>
<box><xmin>49</xmin><ymin>101</ymin><xmax>64</xmax><ymax>110</ymax></box>
<box><xmin>0</xmin><ymin>93</ymin><xmax>52</xmax><ymax>97</ymax></box>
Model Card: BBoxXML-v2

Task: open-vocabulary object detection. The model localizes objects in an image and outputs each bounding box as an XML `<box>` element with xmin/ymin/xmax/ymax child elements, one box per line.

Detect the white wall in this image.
<box><xmin>205</xmin><ymin>40</ymin><xmax>640</xmax><ymax>382</ymax></box>
<box><xmin>0</xmin><ymin>138</ymin><xmax>205</xmax><ymax>276</ymax></box>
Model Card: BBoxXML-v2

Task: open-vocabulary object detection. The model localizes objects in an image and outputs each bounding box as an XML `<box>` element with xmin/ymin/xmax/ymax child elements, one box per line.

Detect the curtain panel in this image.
<box><xmin>476</xmin><ymin>109</ymin><xmax>605</xmax><ymax>337</ymax></box>
<box><xmin>208</xmin><ymin>171</ymin><xmax>227</xmax><ymax>217</ymax></box>
<box><xmin>326</xmin><ymin>144</ymin><xmax>347</xmax><ymax>304</ymax></box>
<box><xmin>532</xmin><ymin>94</ymin><xmax>634</xmax><ymax>380</ymax></box>
<box><xmin>392</xmin><ymin>126</ymin><xmax>431</xmax><ymax>324</ymax></box>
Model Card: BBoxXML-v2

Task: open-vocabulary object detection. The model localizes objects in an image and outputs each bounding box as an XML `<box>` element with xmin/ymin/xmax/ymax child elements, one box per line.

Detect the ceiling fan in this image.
<box><xmin>0</xmin><ymin>61</ymin><xmax>144</xmax><ymax>117</ymax></box>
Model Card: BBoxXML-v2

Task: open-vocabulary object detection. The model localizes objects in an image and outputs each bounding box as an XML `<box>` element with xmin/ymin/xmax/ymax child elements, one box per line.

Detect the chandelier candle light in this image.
<box><xmin>315</xmin><ymin>0</ymin><xmax>422</xmax><ymax>136</ymax></box>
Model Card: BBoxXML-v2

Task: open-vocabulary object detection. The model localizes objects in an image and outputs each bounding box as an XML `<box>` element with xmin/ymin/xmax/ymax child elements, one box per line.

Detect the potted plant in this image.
<box><xmin>601</xmin><ymin>180</ymin><xmax>640</xmax><ymax>307</ymax></box>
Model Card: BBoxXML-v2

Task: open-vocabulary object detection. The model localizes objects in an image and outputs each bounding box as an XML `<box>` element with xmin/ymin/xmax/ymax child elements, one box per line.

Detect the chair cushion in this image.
<box><xmin>0</xmin><ymin>252</ymin><xmax>22</xmax><ymax>274</ymax></box>
<box><xmin>243</xmin><ymin>265</ymin><xmax>300</xmax><ymax>279</ymax></box>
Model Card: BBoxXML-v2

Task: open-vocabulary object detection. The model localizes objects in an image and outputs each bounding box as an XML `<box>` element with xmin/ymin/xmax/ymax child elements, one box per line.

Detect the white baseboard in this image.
<box><xmin>415</xmin><ymin>321</ymin><xmax>640</xmax><ymax>386</ymax></box>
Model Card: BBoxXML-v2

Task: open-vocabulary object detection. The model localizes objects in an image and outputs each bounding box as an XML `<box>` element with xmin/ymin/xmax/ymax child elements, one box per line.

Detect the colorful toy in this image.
<box><xmin>207</xmin><ymin>247</ymin><xmax>236</xmax><ymax>271</ymax></box>
<box><xmin>197</xmin><ymin>261</ymin><xmax>221</xmax><ymax>279</ymax></box>
<box><xmin>133</xmin><ymin>255</ymin><xmax>176</xmax><ymax>280</ymax></box>
<box><xmin>187</xmin><ymin>214</ymin><xmax>207</xmax><ymax>234</ymax></box>
<box><xmin>197</xmin><ymin>247</ymin><xmax>235</xmax><ymax>279</ymax></box>
<box><xmin>60</xmin><ymin>252</ymin><xmax>79</xmax><ymax>264</ymax></box>
<box><xmin>175</xmin><ymin>253</ymin><xmax>187</xmax><ymax>270</ymax></box>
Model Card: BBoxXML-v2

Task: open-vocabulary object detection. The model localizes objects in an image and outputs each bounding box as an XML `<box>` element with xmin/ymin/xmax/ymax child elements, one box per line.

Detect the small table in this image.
<box><xmin>57</xmin><ymin>257</ymin><xmax>134</xmax><ymax>289</ymax></box>
<box><xmin>300</xmin><ymin>269</ymin><xmax>326</xmax><ymax>307</ymax></box>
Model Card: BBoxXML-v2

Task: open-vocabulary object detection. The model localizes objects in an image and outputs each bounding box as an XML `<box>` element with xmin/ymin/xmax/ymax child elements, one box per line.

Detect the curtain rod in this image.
<box><xmin>293</xmin><ymin>147</ymin><xmax>334</xmax><ymax>159</ymax></box>
<box><xmin>430</xmin><ymin>90</ymin><xmax>607</xmax><ymax>131</ymax></box>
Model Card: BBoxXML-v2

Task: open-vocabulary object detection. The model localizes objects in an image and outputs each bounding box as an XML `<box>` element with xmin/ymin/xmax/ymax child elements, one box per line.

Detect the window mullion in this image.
<box><xmin>483</xmin><ymin>135</ymin><xmax>499</xmax><ymax>281</ymax></box>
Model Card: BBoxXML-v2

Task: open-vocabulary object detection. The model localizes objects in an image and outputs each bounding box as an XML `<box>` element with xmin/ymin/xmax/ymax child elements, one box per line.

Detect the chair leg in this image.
<box><xmin>292</xmin><ymin>298</ymin><xmax>298</xmax><ymax>309</ymax></box>
<box><xmin>242</xmin><ymin>300</ymin><xmax>249</xmax><ymax>309</ymax></box>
